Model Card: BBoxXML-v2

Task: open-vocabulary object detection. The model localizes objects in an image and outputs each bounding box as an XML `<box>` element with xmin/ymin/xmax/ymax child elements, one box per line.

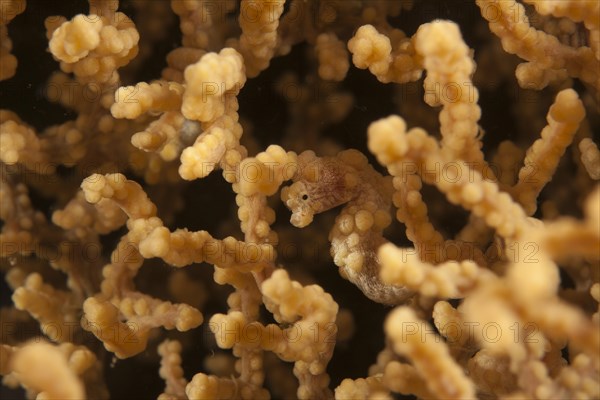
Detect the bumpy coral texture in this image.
<box><xmin>1</xmin><ymin>1</ymin><xmax>599</xmax><ymax>400</ymax></box>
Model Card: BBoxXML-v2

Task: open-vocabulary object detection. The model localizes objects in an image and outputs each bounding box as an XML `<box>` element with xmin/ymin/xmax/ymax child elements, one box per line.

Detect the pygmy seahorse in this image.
<box><xmin>281</xmin><ymin>149</ymin><xmax>414</xmax><ymax>305</ymax></box>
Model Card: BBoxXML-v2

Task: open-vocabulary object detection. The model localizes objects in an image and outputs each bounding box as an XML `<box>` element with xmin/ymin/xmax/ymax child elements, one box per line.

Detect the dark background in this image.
<box><xmin>1</xmin><ymin>1</ymin><xmax>598</xmax><ymax>399</ymax></box>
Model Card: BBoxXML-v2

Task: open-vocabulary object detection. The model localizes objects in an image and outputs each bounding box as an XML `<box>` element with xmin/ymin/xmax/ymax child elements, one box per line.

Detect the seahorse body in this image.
<box><xmin>281</xmin><ymin>150</ymin><xmax>414</xmax><ymax>305</ymax></box>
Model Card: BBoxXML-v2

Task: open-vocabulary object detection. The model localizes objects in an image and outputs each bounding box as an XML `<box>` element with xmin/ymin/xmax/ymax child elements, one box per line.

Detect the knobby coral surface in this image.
<box><xmin>0</xmin><ymin>0</ymin><xmax>599</xmax><ymax>399</ymax></box>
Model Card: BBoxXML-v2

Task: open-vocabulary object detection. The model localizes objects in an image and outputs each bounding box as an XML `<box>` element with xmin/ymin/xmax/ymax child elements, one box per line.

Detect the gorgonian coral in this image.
<box><xmin>1</xmin><ymin>1</ymin><xmax>599</xmax><ymax>399</ymax></box>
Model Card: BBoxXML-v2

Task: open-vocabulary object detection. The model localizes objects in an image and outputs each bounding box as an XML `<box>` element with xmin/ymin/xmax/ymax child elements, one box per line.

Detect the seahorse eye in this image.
<box><xmin>301</xmin><ymin>194</ymin><xmax>309</xmax><ymax>201</ymax></box>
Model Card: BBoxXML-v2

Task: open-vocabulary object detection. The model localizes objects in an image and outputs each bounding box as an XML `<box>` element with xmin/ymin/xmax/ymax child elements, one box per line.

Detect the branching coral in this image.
<box><xmin>0</xmin><ymin>0</ymin><xmax>25</xmax><ymax>81</ymax></box>
<box><xmin>1</xmin><ymin>1</ymin><xmax>599</xmax><ymax>399</ymax></box>
<box><xmin>476</xmin><ymin>0</ymin><xmax>599</xmax><ymax>91</ymax></box>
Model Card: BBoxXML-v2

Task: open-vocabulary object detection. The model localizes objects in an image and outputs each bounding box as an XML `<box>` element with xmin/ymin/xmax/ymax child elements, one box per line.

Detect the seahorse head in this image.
<box><xmin>281</xmin><ymin>151</ymin><xmax>360</xmax><ymax>228</ymax></box>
